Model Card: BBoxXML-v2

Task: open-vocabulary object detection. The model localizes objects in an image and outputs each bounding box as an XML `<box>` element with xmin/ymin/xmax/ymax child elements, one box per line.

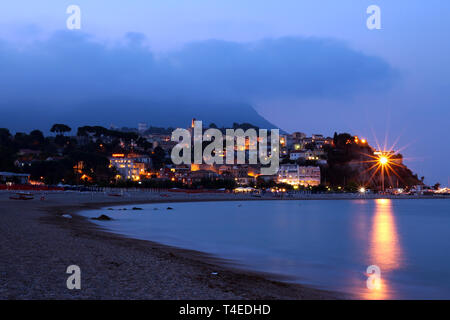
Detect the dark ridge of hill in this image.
<box><xmin>0</xmin><ymin>99</ymin><xmax>280</xmax><ymax>133</ymax></box>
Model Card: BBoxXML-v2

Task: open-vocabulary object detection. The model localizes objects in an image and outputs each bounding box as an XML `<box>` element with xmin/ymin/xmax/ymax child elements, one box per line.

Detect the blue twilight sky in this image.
<box><xmin>0</xmin><ymin>1</ymin><xmax>449</xmax><ymax>184</ymax></box>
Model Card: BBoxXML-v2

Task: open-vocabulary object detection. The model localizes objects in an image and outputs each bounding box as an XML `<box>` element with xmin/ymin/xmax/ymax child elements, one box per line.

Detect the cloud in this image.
<box><xmin>0</xmin><ymin>30</ymin><xmax>396</xmax><ymax>130</ymax></box>
<box><xmin>169</xmin><ymin>37</ymin><xmax>396</xmax><ymax>100</ymax></box>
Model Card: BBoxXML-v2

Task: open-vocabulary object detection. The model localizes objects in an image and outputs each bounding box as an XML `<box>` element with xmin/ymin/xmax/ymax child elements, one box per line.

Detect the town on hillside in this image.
<box><xmin>0</xmin><ymin>120</ymin><xmax>445</xmax><ymax>195</ymax></box>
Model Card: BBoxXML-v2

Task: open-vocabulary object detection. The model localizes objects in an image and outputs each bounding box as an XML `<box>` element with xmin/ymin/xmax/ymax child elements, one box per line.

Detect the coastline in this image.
<box><xmin>0</xmin><ymin>191</ymin><xmax>345</xmax><ymax>300</ymax></box>
<box><xmin>2</xmin><ymin>190</ymin><xmax>448</xmax><ymax>299</ymax></box>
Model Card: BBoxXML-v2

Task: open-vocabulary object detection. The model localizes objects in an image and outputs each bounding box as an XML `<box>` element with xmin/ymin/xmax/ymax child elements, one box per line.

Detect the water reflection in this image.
<box><xmin>364</xmin><ymin>198</ymin><xmax>403</xmax><ymax>299</ymax></box>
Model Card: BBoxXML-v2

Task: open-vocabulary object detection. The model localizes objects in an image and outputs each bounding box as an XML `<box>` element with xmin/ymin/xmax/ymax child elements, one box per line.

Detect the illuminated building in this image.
<box><xmin>289</xmin><ymin>150</ymin><xmax>324</xmax><ymax>161</ymax></box>
<box><xmin>277</xmin><ymin>165</ymin><xmax>321</xmax><ymax>186</ymax></box>
<box><xmin>109</xmin><ymin>154</ymin><xmax>151</xmax><ymax>181</ymax></box>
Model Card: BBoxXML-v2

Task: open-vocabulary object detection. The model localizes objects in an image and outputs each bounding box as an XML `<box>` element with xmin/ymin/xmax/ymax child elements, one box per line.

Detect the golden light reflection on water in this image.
<box><xmin>364</xmin><ymin>199</ymin><xmax>403</xmax><ymax>300</ymax></box>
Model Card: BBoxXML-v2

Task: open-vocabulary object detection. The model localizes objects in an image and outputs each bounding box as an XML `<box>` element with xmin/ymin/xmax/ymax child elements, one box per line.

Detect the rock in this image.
<box><xmin>92</xmin><ymin>214</ymin><xmax>113</xmax><ymax>221</ymax></box>
<box><xmin>132</xmin><ymin>207</ymin><xmax>143</xmax><ymax>210</ymax></box>
<box><xmin>167</xmin><ymin>207</ymin><xmax>173</xmax><ymax>210</ymax></box>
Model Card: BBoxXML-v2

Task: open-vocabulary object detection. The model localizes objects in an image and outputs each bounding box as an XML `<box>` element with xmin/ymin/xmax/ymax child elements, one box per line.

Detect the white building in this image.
<box><xmin>109</xmin><ymin>154</ymin><xmax>150</xmax><ymax>181</ymax></box>
<box><xmin>289</xmin><ymin>150</ymin><xmax>317</xmax><ymax>161</ymax></box>
<box><xmin>138</xmin><ymin>123</ymin><xmax>148</xmax><ymax>133</ymax></box>
<box><xmin>277</xmin><ymin>165</ymin><xmax>321</xmax><ymax>186</ymax></box>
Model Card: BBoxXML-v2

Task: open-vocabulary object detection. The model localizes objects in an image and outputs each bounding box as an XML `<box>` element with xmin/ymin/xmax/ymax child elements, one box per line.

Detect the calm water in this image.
<box><xmin>81</xmin><ymin>199</ymin><xmax>450</xmax><ymax>299</ymax></box>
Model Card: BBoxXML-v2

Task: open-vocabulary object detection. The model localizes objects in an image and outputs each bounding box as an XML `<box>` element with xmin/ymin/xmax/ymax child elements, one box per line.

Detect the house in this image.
<box><xmin>289</xmin><ymin>150</ymin><xmax>315</xmax><ymax>161</ymax></box>
<box><xmin>0</xmin><ymin>172</ymin><xmax>30</xmax><ymax>185</ymax></box>
<box><xmin>236</xmin><ymin>175</ymin><xmax>256</xmax><ymax>186</ymax></box>
<box><xmin>145</xmin><ymin>134</ymin><xmax>175</xmax><ymax>151</ymax></box>
<box><xmin>277</xmin><ymin>165</ymin><xmax>321</xmax><ymax>186</ymax></box>
<box><xmin>109</xmin><ymin>154</ymin><xmax>151</xmax><ymax>181</ymax></box>
<box><xmin>189</xmin><ymin>169</ymin><xmax>220</xmax><ymax>182</ymax></box>
<box><xmin>292</xmin><ymin>132</ymin><xmax>306</xmax><ymax>140</ymax></box>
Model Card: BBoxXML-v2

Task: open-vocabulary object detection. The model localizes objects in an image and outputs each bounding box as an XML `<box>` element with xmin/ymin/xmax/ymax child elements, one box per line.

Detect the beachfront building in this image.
<box><xmin>277</xmin><ymin>165</ymin><xmax>321</xmax><ymax>186</ymax></box>
<box><xmin>0</xmin><ymin>172</ymin><xmax>30</xmax><ymax>185</ymax></box>
<box><xmin>109</xmin><ymin>154</ymin><xmax>151</xmax><ymax>181</ymax></box>
<box><xmin>189</xmin><ymin>169</ymin><xmax>221</xmax><ymax>183</ymax></box>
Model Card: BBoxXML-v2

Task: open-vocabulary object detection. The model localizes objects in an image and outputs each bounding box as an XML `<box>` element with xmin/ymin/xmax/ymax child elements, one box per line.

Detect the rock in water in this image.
<box><xmin>92</xmin><ymin>214</ymin><xmax>113</xmax><ymax>221</ymax></box>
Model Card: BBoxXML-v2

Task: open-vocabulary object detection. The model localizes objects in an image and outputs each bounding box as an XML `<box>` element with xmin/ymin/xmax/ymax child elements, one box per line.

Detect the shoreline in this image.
<box><xmin>2</xmin><ymin>190</ymin><xmax>448</xmax><ymax>299</ymax></box>
<box><xmin>0</xmin><ymin>191</ymin><xmax>344</xmax><ymax>300</ymax></box>
<box><xmin>63</xmin><ymin>202</ymin><xmax>340</xmax><ymax>297</ymax></box>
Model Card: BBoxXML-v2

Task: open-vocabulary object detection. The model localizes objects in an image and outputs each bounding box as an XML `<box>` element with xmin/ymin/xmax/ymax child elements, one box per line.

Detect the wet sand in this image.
<box><xmin>0</xmin><ymin>190</ymin><xmax>342</xmax><ymax>300</ymax></box>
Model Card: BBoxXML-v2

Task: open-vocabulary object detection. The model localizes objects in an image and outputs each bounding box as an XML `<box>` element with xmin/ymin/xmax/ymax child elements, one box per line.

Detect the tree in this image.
<box><xmin>151</xmin><ymin>146</ymin><xmax>166</xmax><ymax>170</ymax></box>
<box><xmin>334</xmin><ymin>133</ymin><xmax>353</xmax><ymax>148</ymax></box>
<box><xmin>66</xmin><ymin>151</ymin><xmax>115</xmax><ymax>184</ymax></box>
<box><xmin>30</xmin><ymin>129</ymin><xmax>44</xmax><ymax>138</ymax></box>
<box><xmin>136</xmin><ymin>137</ymin><xmax>153</xmax><ymax>151</ymax></box>
<box><xmin>232</xmin><ymin>122</ymin><xmax>259</xmax><ymax>130</ymax></box>
<box><xmin>50</xmin><ymin>124</ymin><xmax>72</xmax><ymax>136</ymax></box>
<box><xmin>29</xmin><ymin>159</ymin><xmax>74</xmax><ymax>185</ymax></box>
<box><xmin>433</xmin><ymin>183</ymin><xmax>441</xmax><ymax>190</ymax></box>
<box><xmin>0</xmin><ymin>128</ymin><xmax>16</xmax><ymax>171</ymax></box>
<box><xmin>304</xmin><ymin>142</ymin><xmax>315</xmax><ymax>150</ymax></box>
<box><xmin>30</xmin><ymin>130</ymin><xmax>45</xmax><ymax>145</ymax></box>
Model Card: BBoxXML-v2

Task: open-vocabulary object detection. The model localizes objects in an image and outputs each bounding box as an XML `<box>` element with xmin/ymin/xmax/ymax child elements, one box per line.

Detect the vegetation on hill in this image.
<box><xmin>0</xmin><ymin>125</ymin><xmax>423</xmax><ymax>190</ymax></box>
<box><xmin>321</xmin><ymin>133</ymin><xmax>421</xmax><ymax>190</ymax></box>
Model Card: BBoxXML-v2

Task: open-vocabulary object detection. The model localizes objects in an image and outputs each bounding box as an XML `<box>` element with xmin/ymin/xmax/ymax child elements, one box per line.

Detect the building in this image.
<box><xmin>0</xmin><ymin>172</ymin><xmax>30</xmax><ymax>185</ymax></box>
<box><xmin>279</xmin><ymin>135</ymin><xmax>290</xmax><ymax>158</ymax></box>
<box><xmin>283</xmin><ymin>134</ymin><xmax>294</xmax><ymax>149</ymax></box>
<box><xmin>189</xmin><ymin>169</ymin><xmax>220</xmax><ymax>183</ymax></box>
<box><xmin>138</xmin><ymin>123</ymin><xmax>148</xmax><ymax>133</ymax></box>
<box><xmin>292</xmin><ymin>132</ymin><xmax>306</xmax><ymax>140</ymax></box>
<box><xmin>312</xmin><ymin>134</ymin><xmax>324</xmax><ymax>140</ymax></box>
<box><xmin>145</xmin><ymin>133</ymin><xmax>174</xmax><ymax>151</ymax></box>
<box><xmin>289</xmin><ymin>150</ymin><xmax>317</xmax><ymax>161</ymax></box>
<box><xmin>109</xmin><ymin>154</ymin><xmax>151</xmax><ymax>181</ymax></box>
<box><xmin>277</xmin><ymin>165</ymin><xmax>321</xmax><ymax>186</ymax></box>
<box><xmin>279</xmin><ymin>135</ymin><xmax>288</xmax><ymax>148</ymax></box>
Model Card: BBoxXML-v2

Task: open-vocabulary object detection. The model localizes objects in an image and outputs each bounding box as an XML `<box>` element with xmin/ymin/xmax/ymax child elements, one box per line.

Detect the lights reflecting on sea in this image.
<box><xmin>364</xmin><ymin>199</ymin><xmax>403</xmax><ymax>299</ymax></box>
<box><xmin>83</xmin><ymin>199</ymin><xmax>450</xmax><ymax>299</ymax></box>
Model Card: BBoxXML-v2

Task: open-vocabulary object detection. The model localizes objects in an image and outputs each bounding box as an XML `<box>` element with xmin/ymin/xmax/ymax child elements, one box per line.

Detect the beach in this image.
<box><xmin>0</xmin><ymin>190</ymin><xmax>341</xmax><ymax>300</ymax></box>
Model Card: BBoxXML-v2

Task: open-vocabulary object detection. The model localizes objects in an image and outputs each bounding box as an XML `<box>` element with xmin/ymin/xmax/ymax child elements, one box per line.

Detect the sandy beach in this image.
<box><xmin>0</xmin><ymin>190</ymin><xmax>345</xmax><ymax>300</ymax></box>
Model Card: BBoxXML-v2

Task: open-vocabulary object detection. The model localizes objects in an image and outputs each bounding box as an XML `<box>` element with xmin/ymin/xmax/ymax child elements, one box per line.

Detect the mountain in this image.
<box><xmin>0</xmin><ymin>99</ymin><xmax>279</xmax><ymax>133</ymax></box>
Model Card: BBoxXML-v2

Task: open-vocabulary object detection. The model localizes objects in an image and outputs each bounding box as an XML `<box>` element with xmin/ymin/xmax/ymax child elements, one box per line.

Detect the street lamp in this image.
<box><xmin>378</xmin><ymin>156</ymin><xmax>389</xmax><ymax>192</ymax></box>
<box><xmin>379</xmin><ymin>156</ymin><xmax>388</xmax><ymax>165</ymax></box>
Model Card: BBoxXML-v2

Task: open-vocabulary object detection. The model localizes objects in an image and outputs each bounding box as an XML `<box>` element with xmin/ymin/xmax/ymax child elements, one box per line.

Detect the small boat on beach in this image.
<box><xmin>107</xmin><ymin>192</ymin><xmax>123</xmax><ymax>197</ymax></box>
<box><xmin>9</xmin><ymin>192</ymin><xmax>34</xmax><ymax>200</ymax></box>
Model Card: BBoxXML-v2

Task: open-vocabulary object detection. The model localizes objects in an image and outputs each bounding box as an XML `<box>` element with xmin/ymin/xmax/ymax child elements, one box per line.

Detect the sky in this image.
<box><xmin>0</xmin><ymin>1</ymin><xmax>449</xmax><ymax>185</ymax></box>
